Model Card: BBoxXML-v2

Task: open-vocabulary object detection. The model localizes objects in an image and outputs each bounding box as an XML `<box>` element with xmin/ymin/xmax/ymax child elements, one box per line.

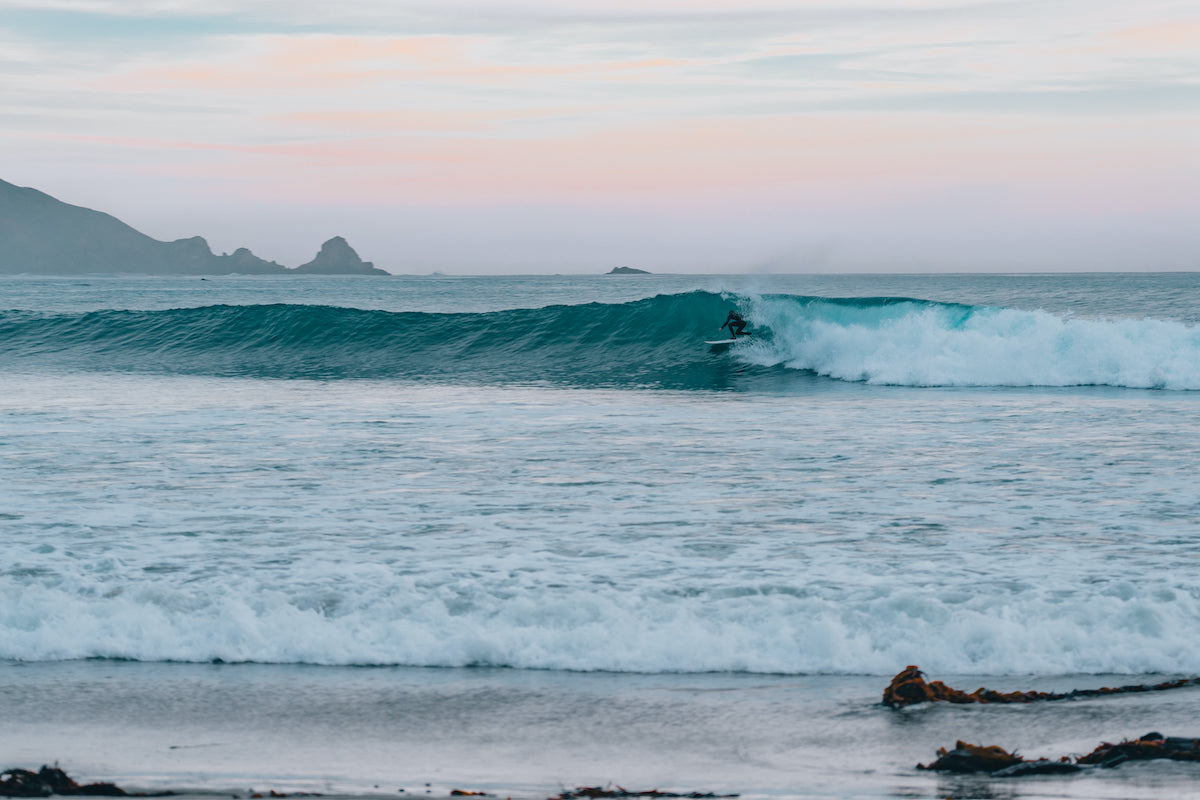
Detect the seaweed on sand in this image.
<box><xmin>883</xmin><ymin>665</ymin><xmax>1200</xmax><ymax>708</ymax></box>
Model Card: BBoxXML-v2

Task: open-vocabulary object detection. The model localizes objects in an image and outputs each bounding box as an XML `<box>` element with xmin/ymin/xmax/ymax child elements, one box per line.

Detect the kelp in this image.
<box><xmin>920</xmin><ymin>732</ymin><xmax>1200</xmax><ymax>775</ymax></box>
<box><xmin>883</xmin><ymin>664</ymin><xmax>1200</xmax><ymax>708</ymax></box>
<box><xmin>1077</xmin><ymin>732</ymin><xmax>1200</xmax><ymax>768</ymax></box>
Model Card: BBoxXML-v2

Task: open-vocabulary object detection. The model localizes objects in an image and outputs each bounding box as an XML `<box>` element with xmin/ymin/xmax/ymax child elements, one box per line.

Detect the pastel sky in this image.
<box><xmin>2</xmin><ymin>0</ymin><xmax>1198</xmax><ymax>273</ymax></box>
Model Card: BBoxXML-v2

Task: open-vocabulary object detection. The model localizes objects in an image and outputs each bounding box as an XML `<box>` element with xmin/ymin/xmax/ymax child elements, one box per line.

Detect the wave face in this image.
<box><xmin>0</xmin><ymin>293</ymin><xmax>738</xmax><ymax>389</ymax></box>
<box><xmin>5</xmin><ymin>292</ymin><xmax>1200</xmax><ymax>389</ymax></box>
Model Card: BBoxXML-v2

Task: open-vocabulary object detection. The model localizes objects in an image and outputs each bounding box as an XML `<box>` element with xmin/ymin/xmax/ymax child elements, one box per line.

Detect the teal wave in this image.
<box><xmin>0</xmin><ymin>291</ymin><xmax>778</xmax><ymax>389</ymax></box>
<box><xmin>12</xmin><ymin>291</ymin><xmax>1188</xmax><ymax>390</ymax></box>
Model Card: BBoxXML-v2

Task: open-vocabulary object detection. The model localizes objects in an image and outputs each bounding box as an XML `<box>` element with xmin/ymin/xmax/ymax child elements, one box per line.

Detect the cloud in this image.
<box><xmin>1102</xmin><ymin>19</ymin><xmax>1200</xmax><ymax>52</ymax></box>
<box><xmin>97</xmin><ymin>33</ymin><xmax>690</xmax><ymax>94</ymax></box>
<box><xmin>3</xmin><ymin>0</ymin><xmax>1199</xmax><ymax>271</ymax></box>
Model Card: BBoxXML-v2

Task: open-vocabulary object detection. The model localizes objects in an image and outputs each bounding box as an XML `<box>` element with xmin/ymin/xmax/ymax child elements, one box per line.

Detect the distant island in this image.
<box><xmin>607</xmin><ymin>266</ymin><xmax>650</xmax><ymax>275</ymax></box>
<box><xmin>0</xmin><ymin>178</ymin><xmax>389</xmax><ymax>275</ymax></box>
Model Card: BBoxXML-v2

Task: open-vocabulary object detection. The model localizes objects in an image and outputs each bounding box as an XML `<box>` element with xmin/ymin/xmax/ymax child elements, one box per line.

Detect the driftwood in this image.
<box><xmin>920</xmin><ymin>732</ymin><xmax>1200</xmax><ymax>775</ymax></box>
<box><xmin>883</xmin><ymin>664</ymin><xmax>1200</xmax><ymax>708</ymax></box>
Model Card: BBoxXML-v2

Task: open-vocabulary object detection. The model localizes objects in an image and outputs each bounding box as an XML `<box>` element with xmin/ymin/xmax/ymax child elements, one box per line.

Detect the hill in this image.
<box><xmin>292</xmin><ymin>236</ymin><xmax>381</xmax><ymax>275</ymax></box>
<box><xmin>0</xmin><ymin>178</ymin><xmax>387</xmax><ymax>275</ymax></box>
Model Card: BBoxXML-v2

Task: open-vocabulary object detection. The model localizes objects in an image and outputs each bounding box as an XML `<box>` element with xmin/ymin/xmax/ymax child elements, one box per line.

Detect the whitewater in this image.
<box><xmin>3</xmin><ymin>272</ymin><xmax>1200</xmax><ymax>800</ymax></box>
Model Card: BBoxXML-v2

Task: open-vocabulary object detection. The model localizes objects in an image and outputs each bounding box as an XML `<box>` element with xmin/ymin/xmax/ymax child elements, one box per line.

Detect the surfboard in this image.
<box><xmin>705</xmin><ymin>339</ymin><xmax>739</xmax><ymax>348</ymax></box>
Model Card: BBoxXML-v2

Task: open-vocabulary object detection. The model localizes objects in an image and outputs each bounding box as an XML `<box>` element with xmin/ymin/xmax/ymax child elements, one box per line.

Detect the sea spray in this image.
<box><xmin>4</xmin><ymin>556</ymin><xmax>1200</xmax><ymax>673</ymax></box>
<box><xmin>742</xmin><ymin>295</ymin><xmax>1200</xmax><ymax>389</ymax></box>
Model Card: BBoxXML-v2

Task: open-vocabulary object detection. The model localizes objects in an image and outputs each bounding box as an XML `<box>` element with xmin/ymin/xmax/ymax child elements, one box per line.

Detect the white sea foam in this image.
<box><xmin>8</xmin><ymin>275</ymin><xmax>1200</xmax><ymax>800</ymax></box>
<box><xmin>4</xmin><ymin>371</ymin><xmax>1199</xmax><ymax>675</ymax></box>
<box><xmin>743</xmin><ymin>298</ymin><xmax>1200</xmax><ymax>389</ymax></box>
<box><xmin>5</xmin><ymin>280</ymin><xmax>1200</xmax><ymax>678</ymax></box>
<box><xmin>4</xmin><ymin>563</ymin><xmax>1200</xmax><ymax>674</ymax></box>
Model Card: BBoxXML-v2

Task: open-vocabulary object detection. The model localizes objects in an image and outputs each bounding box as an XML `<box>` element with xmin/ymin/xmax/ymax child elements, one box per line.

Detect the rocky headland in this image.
<box><xmin>0</xmin><ymin>178</ymin><xmax>388</xmax><ymax>276</ymax></box>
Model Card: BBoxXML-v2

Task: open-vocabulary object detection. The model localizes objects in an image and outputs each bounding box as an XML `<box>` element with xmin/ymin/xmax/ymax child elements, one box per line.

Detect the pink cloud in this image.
<box><xmin>97</xmin><ymin>34</ymin><xmax>689</xmax><ymax>93</ymax></box>
<box><xmin>1105</xmin><ymin>19</ymin><xmax>1200</xmax><ymax>51</ymax></box>
<box><xmin>38</xmin><ymin>106</ymin><xmax>1199</xmax><ymax>223</ymax></box>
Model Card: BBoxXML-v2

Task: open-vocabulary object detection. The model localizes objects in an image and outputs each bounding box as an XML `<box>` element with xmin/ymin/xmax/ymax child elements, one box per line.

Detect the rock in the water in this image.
<box><xmin>0</xmin><ymin>767</ymin><xmax>129</xmax><ymax>797</ymax></box>
<box><xmin>917</xmin><ymin>741</ymin><xmax>1024</xmax><ymax>773</ymax></box>
<box><xmin>292</xmin><ymin>236</ymin><xmax>388</xmax><ymax>275</ymax></box>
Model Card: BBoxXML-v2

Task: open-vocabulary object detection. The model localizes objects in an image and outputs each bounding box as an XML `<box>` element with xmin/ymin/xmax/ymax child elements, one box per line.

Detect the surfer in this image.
<box><xmin>720</xmin><ymin>310</ymin><xmax>750</xmax><ymax>339</ymax></box>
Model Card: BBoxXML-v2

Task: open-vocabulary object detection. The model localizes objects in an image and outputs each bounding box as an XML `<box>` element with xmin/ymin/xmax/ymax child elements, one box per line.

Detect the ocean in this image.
<box><xmin>3</xmin><ymin>272</ymin><xmax>1200</xmax><ymax>800</ymax></box>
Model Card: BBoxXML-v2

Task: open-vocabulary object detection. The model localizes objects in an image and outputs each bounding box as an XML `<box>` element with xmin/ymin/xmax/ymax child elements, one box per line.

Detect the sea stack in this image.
<box><xmin>293</xmin><ymin>236</ymin><xmax>389</xmax><ymax>275</ymax></box>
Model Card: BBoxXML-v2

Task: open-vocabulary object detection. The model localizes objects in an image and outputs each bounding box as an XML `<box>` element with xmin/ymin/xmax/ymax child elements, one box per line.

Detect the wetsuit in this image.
<box><xmin>721</xmin><ymin>311</ymin><xmax>748</xmax><ymax>339</ymax></box>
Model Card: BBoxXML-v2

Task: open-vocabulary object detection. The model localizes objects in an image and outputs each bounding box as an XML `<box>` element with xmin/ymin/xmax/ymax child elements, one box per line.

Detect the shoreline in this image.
<box><xmin>0</xmin><ymin>770</ymin><xmax>745</xmax><ymax>800</ymax></box>
<box><xmin>5</xmin><ymin>662</ymin><xmax>1200</xmax><ymax>800</ymax></box>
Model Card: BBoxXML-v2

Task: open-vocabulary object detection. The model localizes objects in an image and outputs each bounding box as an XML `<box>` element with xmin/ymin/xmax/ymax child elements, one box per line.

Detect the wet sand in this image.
<box><xmin>5</xmin><ymin>661</ymin><xmax>1200</xmax><ymax>800</ymax></box>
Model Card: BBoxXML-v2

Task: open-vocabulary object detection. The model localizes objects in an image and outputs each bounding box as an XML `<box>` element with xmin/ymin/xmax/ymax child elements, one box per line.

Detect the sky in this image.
<box><xmin>2</xmin><ymin>0</ymin><xmax>1198</xmax><ymax>274</ymax></box>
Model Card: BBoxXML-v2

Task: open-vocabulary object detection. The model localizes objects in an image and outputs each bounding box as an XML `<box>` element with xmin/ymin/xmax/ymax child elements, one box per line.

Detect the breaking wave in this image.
<box><xmin>3</xmin><ymin>292</ymin><xmax>1200</xmax><ymax>390</ymax></box>
<box><xmin>4</xmin><ymin>569</ymin><xmax>1199</xmax><ymax>674</ymax></box>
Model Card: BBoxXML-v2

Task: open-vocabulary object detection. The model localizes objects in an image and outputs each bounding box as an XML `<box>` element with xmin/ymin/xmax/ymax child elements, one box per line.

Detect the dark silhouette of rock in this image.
<box><xmin>0</xmin><ymin>179</ymin><xmax>288</xmax><ymax>275</ymax></box>
<box><xmin>0</xmin><ymin>178</ymin><xmax>387</xmax><ymax>276</ymax></box>
<box><xmin>607</xmin><ymin>266</ymin><xmax>650</xmax><ymax>275</ymax></box>
<box><xmin>0</xmin><ymin>766</ymin><xmax>140</xmax><ymax>797</ymax></box>
<box><xmin>917</xmin><ymin>741</ymin><xmax>1027</xmax><ymax>773</ymax></box>
<box><xmin>0</xmin><ymin>768</ymin><xmax>49</xmax><ymax>797</ymax></box>
<box><xmin>292</xmin><ymin>236</ymin><xmax>387</xmax><ymax>275</ymax></box>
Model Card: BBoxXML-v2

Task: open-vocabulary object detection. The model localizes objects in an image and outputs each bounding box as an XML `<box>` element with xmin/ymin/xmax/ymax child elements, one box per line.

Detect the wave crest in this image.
<box><xmin>4</xmin><ymin>292</ymin><xmax>1200</xmax><ymax>390</ymax></box>
<box><xmin>742</xmin><ymin>295</ymin><xmax>1200</xmax><ymax>390</ymax></box>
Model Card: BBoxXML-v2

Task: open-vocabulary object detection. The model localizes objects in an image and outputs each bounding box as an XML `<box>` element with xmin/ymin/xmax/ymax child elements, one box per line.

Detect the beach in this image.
<box><xmin>6</xmin><ymin>662</ymin><xmax>1200</xmax><ymax>800</ymax></box>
